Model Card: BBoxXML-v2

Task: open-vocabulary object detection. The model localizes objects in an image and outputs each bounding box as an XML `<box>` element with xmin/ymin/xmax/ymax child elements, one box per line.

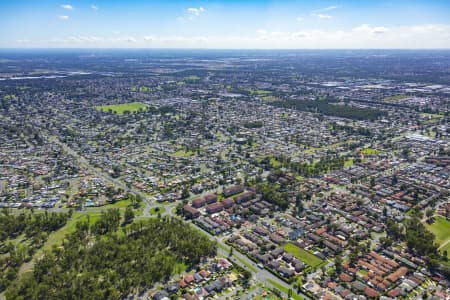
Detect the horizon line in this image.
<box><xmin>1</xmin><ymin>47</ymin><xmax>450</xmax><ymax>51</ymax></box>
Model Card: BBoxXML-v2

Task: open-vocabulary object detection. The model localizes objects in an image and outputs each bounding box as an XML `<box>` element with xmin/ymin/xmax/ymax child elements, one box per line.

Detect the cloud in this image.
<box><xmin>33</xmin><ymin>23</ymin><xmax>450</xmax><ymax>49</ymax></box>
<box><xmin>61</xmin><ymin>4</ymin><xmax>73</xmax><ymax>10</ymax></box>
<box><xmin>91</xmin><ymin>4</ymin><xmax>99</xmax><ymax>11</ymax></box>
<box><xmin>187</xmin><ymin>7</ymin><xmax>205</xmax><ymax>16</ymax></box>
<box><xmin>50</xmin><ymin>36</ymin><xmax>101</xmax><ymax>43</ymax></box>
<box><xmin>58</xmin><ymin>15</ymin><xmax>70</xmax><ymax>20</ymax></box>
<box><xmin>372</xmin><ymin>27</ymin><xmax>389</xmax><ymax>34</ymax></box>
<box><xmin>313</xmin><ymin>5</ymin><xmax>340</xmax><ymax>13</ymax></box>
<box><xmin>296</xmin><ymin>17</ymin><xmax>304</xmax><ymax>22</ymax></box>
<box><xmin>313</xmin><ymin>13</ymin><xmax>332</xmax><ymax>19</ymax></box>
<box><xmin>292</xmin><ymin>31</ymin><xmax>308</xmax><ymax>38</ymax></box>
<box><xmin>353</xmin><ymin>24</ymin><xmax>389</xmax><ymax>34</ymax></box>
<box><xmin>178</xmin><ymin>6</ymin><xmax>206</xmax><ymax>21</ymax></box>
<box><xmin>310</xmin><ymin>5</ymin><xmax>339</xmax><ymax>18</ymax></box>
<box><xmin>323</xmin><ymin>5</ymin><xmax>339</xmax><ymax>11</ymax></box>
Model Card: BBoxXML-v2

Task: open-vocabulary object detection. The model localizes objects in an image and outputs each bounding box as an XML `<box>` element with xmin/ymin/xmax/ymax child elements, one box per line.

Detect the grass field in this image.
<box><xmin>3</xmin><ymin>94</ymin><xmax>16</xmax><ymax>100</ymax></box>
<box><xmin>245</xmin><ymin>89</ymin><xmax>272</xmax><ymax>95</ymax></box>
<box><xmin>95</xmin><ymin>102</ymin><xmax>148</xmax><ymax>114</ymax></box>
<box><xmin>283</xmin><ymin>243</ymin><xmax>324</xmax><ymax>268</ymax></box>
<box><xmin>420</xmin><ymin>112</ymin><xmax>445</xmax><ymax>119</ymax></box>
<box><xmin>252</xmin><ymin>89</ymin><xmax>272</xmax><ymax>95</ymax></box>
<box><xmin>425</xmin><ymin>216</ymin><xmax>450</xmax><ymax>257</ymax></box>
<box><xmin>440</xmin><ymin>243</ymin><xmax>450</xmax><ymax>258</ymax></box>
<box><xmin>19</xmin><ymin>211</ymin><xmax>103</xmax><ymax>275</ymax></box>
<box><xmin>107</xmin><ymin>199</ymin><xmax>133</xmax><ymax>208</ymax></box>
<box><xmin>267</xmin><ymin>279</ymin><xmax>303</xmax><ymax>300</ymax></box>
<box><xmin>42</xmin><ymin>212</ymin><xmax>102</xmax><ymax>251</ymax></box>
<box><xmin>261</xmin><ymin>95</ymin><xmax>279</xmax><ymax>102</ymax></box>
<box><xmin>344</xmin><ymin>159</ymin><xmax>354</xmax><ymax>168</ymax></box>
<box><xmin>173</xmin><ymin>149</ymin><xmax>194</xmax><ymax>157</ymax></box>
<box><xmin>383</xmin><ymin>95</ymin><xmax>410</xmax><ymax>102</ymax></box>
<box><xmin>269</xmin><ymin>157</ymin><xmax>282</xmax><ymax>168</ymax></box>
<box><xmin>184</xmin><ymin>75</ymin><xmax>200</xmax><ymax>81</ymax></box>
<box><xmin>361</xmin><ymin>148</ymin><xmax>379</xmax><ymax>155</ymax></box>
<box><xmin>149</xmin><ymin>206</ymin><xmax>166</xmax><ymax>215</ymax></box>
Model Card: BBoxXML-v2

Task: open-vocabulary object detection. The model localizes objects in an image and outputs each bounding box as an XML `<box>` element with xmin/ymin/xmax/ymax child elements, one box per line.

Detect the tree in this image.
<box><xmin>380</xmin><ymin>237</ymin><xmax>393</xmax><ymax>248</ymax></box>
<box><xmin>6</xmin><ymin>217</ymin><xmax>217</xmax><ymax>298</ymax></box>
<box><xmin>295</xmin><ymin>194</ymin><xmax>304</xmax><ymax>214</ymax></box>
<box><xmin>426</xmin><ymin>208</ymin><xmax>434</xmax><ymax>223</ymax></box>
<box><xmin>181</xmin><ymin>187</ymin><xmax>190</xmax><ymax>199</ymax></box>
<box><xmin>335</xmin><ymin>255</ymin><xmax>343</xmax><ymax>273</ymax></box>
<box><xmin>349</xmin><ymin>251</ymin><xmax>359</xmax><ymax>267</ymax></box>
<box><xmin>123</xmin><ymin>207</ymin><xmax>135</xmax><ymax>225</ymax></box>
<box><xmin>442</xmin><ymin>250</ymin><xmax>448</xmax><ymax>261</ymax></box>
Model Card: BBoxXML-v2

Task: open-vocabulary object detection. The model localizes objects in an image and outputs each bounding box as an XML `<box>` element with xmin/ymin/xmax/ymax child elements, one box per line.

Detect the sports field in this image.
<box><xmin>96</xmin><ymin>102</ymin><xmax>148</xmax><ymax>114</ymax></box>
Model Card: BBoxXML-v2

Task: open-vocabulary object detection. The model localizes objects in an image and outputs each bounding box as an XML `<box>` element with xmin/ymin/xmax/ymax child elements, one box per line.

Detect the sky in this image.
<box><xmin>1</xmin><ymin>0</ymin><xmax>450</xmax><ymax>49</ymax></box>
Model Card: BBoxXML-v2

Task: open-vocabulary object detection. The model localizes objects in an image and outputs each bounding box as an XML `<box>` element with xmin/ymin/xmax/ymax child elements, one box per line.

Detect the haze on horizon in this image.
<box><xmin>1</xmin><ymin>0</ymin><xmax>450</xmax><ymax>49</ymax></box>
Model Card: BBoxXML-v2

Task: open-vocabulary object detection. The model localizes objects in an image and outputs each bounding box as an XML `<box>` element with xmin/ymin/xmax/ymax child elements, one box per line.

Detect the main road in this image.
<box><xmin>190</xmin><ymin>221</ymin><xmax>311</xmax><ymax>300</ymax></box>
<box><xmin>48</xmin><ymin>135</ymin><xmax>154</xmax><ymax>216</ymax></box>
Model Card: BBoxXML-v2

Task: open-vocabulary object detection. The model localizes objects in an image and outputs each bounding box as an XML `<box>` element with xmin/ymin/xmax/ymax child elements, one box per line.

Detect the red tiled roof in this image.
<box><xmin>327</xmin><ymin>282</ymin><xmax>337</xmax><ymax>289</ymax></box>
<box><xmin>316</xmin><ymin>227</ymin><xmax>326</xmax><ymax>235</ymax></box>
<box><xmin>199</xmin><ymin>269</ymin><xmax>210</xmax><ymax>278</ymax></box>
<box><xmin>364</xmin><ymin>287</ymin><xmax>380</xmax><ymax>298</ymax></box>
<box><xmin>386</xmin><ymin>266</ymin><xmax>408</xmax><ymax>283</ymax></box>
<box><xmin>387</xmin><ymin>289</ymin><xmax>401</xmax><ymax>297</ymax></box>
<box><xmin>339</xmin><ymin>273</ymin><xmax>353</xmax><ymax>282</ymax></box>
<box><xmin>184</xmin><ymin>274</ymin><xmax>194</xmax><ymax>284</ymax></box>
<box><xmin>179</xmin><ymin>279</ymin><xmax>187</xmax><ymax>288</ymax></box>
<box><xmin>339</xmin><ymin>289</ymin><xmax>351</xmax><ymax>297</ymax></box>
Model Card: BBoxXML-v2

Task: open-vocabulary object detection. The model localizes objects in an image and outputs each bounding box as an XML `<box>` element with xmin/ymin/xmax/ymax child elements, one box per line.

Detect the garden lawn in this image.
<box><xmin>283</xmin><ymin>242</ymin><xmax>324</xmax><ymax>268</ymax></box>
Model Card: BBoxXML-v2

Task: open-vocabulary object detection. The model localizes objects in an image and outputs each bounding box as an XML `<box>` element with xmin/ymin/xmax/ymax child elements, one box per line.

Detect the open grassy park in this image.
<box><xmin>383</xmin><ymin>95</ymin><xmax>410</xmax><ymax>102</ymax></box>
<box><xmin>361</xmin><ymin>148</ymin><xmax>379</xmax><ymax>155</ymax></box>
<box><xmin>425</xmin><ymin>216</ymin><xmax>450</xmax><ymax>258</ymax></box>
<box><xmin>184</xmin><ymin>75</ymin><xmax>200</xmax><ymax>81</ymax></box>
<box><xmin>251</xmin><ymin>89</ymin><xmax>272</xmax><ymax>95</ymax></box>
<box><xmin>344</xmin><ymin>159</ymin><xmax>354</xmax><ymax>168</ymax></box>
<box><xmin>283</xmin><ymin>242</ymin><xmax>324</xmax><ymax>268</ymax></box>
<box><xmin>95</xmin><ymin>102</ymin><xmax>148</xmax><ymax>114</ymax></box>
<box><xmin>173</xmin><ymin>149</ymin><xmax>194</xmax><ymax>157</ymax></box>
<box><xmin>18</xmin><ymin>211</ymin><xmax>103</xmax><ymax>275</ymax></box>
